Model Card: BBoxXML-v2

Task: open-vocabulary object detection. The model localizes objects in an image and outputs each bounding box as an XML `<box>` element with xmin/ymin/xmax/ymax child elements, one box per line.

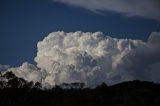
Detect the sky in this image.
<box><xmin>0</xmin><ymin>0</ymin><xmax>160</xmax><ymax>66</ymax></box>
<box><xmin>0</xmin><ymin>0</ymin><xmax>160</xmax><ymax>87</ymax></box>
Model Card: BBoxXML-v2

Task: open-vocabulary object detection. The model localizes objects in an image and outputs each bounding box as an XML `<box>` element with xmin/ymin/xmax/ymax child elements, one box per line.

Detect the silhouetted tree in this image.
<box><xmin>70</xmin><ymin>82</ymin><xmax>85</xmax><ymax>89</ymax></box>
<box><xmin>34</xmin><ymin>82</ymin><xmax>42</xmax><ymax>89</ymax></box>
<box><xmin>0</xmin><ymin>72</ymin><xmax>160</xmax><ymax>106</ymax></box>
<box><xmin>3</xmin><ymin>71</ymin><xmax>16</xmax><ymax>80</ymax></box>
<box><xmin>96</xmin><ymin>82</ymin><xmax>108</xmax><ymax>90</ymax></box>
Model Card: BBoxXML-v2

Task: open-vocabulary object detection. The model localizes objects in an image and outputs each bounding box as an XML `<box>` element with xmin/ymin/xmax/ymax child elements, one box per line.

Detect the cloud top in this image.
<box><xmin>53</xmin><ymin>0</ymin><xmax>160</xmax><ymax>21</ymax></box>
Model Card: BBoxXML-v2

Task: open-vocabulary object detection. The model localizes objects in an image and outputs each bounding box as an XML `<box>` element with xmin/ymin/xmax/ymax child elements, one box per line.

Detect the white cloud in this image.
<box><xmin>1</xmin><ymin>31</ymin><xmax>160</xmax><ymax>88</ymax></box>
<box><xmin>8</xmin><ymin>62</ymin><xmax>44</xmax><ymax>83</ymax></box>
<box><xmin>53</xmin><ymin>0</ymin><xmax>160</xmax><ymax>21</ymax></box>
<box><xmin>34</xmin><ymin>31</ymin><xmax>145</xmax><ymax>87</ymax></box>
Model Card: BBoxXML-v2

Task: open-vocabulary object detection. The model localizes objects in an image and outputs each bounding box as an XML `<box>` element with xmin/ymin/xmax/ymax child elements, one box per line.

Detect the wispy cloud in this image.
<box><xmin>53</xmin><ymin>0</ymin><xmax>160</xmax><ymax>21</ymax></box>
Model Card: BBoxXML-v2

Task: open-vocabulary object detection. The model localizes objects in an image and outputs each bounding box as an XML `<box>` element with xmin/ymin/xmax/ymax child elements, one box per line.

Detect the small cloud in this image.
<box><xmin>0</xmin><ymin>65</ymin><xmax>10</xmax><ymax>72</ymax></box>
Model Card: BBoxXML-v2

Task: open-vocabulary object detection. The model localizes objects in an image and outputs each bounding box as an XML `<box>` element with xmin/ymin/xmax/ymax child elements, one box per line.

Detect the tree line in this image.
<box><xmin>0</xmin><ymin>71</ymin><xmax>160</xmax><ymax>106</ymax></box>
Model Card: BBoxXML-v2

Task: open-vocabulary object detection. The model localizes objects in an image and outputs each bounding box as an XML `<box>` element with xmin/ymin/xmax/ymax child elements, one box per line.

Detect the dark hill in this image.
<box><xmin>0</xmin><ymin>72</ymin><xmax>160</xmax><ymax>106</ymax></box>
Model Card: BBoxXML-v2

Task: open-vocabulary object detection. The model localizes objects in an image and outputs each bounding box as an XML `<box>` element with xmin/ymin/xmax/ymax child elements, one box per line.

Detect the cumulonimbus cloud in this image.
<box><xmin>53</xmin><ymin>0</ymin><xmax>160</xmax><ymax>21</ymax></box>
<box><xmin>1</xmin><ymin>31</ymin><xmax>160</xmax><ymax>88</ymax></box>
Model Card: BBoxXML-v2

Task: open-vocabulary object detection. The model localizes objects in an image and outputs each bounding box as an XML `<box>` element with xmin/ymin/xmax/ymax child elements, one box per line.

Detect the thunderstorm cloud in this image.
<box><xmin>1</xmin><ymin>31</ymin><xmax>160</xmax><ymax>88</ymax></box>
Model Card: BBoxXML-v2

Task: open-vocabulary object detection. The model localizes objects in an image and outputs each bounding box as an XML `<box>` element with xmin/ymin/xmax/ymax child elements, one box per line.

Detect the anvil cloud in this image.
<box><xmin>53</xmin><ymin>0</ymin><xmax>160</xmax><ymax>21</ymax></box>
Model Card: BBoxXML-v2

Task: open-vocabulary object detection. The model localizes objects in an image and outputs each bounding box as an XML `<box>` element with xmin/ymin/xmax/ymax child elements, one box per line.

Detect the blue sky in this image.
<box><xmin>0</xmin><ymin>0</ymin><xmax>160</xmax><ymax>66</ymax></box>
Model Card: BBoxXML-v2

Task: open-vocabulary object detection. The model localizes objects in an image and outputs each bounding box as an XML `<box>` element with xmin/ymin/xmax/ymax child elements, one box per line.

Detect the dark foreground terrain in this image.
<box><xmin>0</xmin><ymin>72</ymin><xmax>160</xmax><ymax>106</ymax></box>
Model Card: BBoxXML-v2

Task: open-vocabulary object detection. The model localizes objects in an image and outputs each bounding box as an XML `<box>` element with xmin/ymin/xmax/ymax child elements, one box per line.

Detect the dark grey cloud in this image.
<box><xmin>53</xmin><ymin>0</ymin><xmax>160</xmax><ymax>21</ymax></box>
